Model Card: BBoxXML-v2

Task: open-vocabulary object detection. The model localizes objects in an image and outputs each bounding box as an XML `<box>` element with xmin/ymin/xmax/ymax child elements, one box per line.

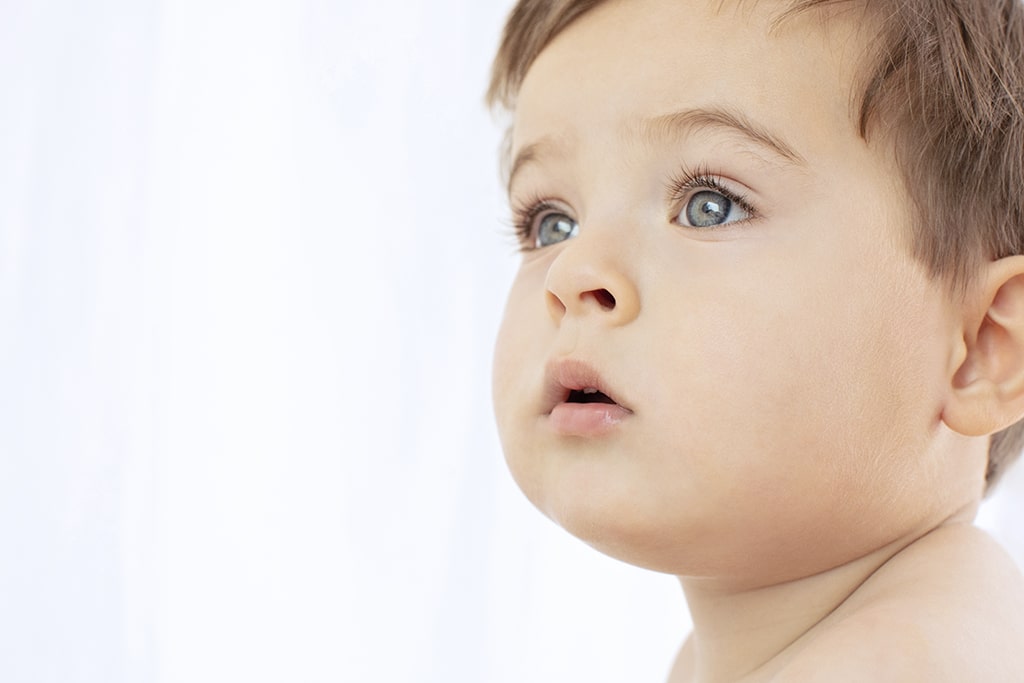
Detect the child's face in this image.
<box><xmin>492</xmin><ymin>0</ymin><xmax>965</xmax><ymax>583</ymax></box>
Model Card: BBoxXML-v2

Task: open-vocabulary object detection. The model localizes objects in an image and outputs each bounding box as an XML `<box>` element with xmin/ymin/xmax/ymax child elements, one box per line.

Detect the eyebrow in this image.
<box><xmin>639</xmin><ymin>106</ymin><xmax>806</xmax><ymax>166</ymax></box>
<box><xmin>507</xmin><ymin>105</ymin><xmax>806</xmax><ymax>193</ymax></box>
<box><xmin>507</xmin><ymin>139</ymin><xmax>553</xmax><ymax>194</ymax></box>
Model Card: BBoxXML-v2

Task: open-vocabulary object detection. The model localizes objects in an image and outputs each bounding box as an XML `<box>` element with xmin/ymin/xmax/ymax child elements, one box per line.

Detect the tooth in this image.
<box><xmin>583</xmin><ymin>387</ymin><xmax>598</xmax><ymax>394</ymax></box>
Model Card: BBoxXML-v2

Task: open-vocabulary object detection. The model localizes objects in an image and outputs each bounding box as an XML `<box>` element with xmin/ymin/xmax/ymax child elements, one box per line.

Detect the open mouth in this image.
<box><xmin>566</xmin><ymin>388</ymin><xmax>616</xmax><ymax>404</ymax></box>
<box><xmin>542</xmin><ymin>359</ymin><xmax>632</xmax><ymax>436</ymax></box>
<box><xmin>542</xmin><ymin>357</ymin><xmax>632</xmax><ymax>419</ymax></box>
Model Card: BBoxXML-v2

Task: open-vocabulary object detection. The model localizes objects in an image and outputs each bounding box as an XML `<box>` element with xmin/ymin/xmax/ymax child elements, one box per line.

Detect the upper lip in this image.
<box><xmin>542</xmin><ymin>357</ymin><xmax>631</xmax><ymax>414</ymax></box>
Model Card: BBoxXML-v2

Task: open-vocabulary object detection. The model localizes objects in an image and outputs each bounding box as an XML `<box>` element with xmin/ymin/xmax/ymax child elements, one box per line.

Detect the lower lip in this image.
<box><xmin>548</xmin><ymin>403</ymin><xmax>631</xmax><ymax>437</ymax></box>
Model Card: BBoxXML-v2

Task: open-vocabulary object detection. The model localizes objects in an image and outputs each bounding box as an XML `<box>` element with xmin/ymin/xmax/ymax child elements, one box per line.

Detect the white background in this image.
<box><xmin>1</xmin><ymin>1</ymin><xmax>1022</xmax><ymax>682</ymax></box>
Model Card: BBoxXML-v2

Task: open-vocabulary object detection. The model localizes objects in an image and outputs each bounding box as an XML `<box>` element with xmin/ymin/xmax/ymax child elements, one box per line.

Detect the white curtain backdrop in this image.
<box><xmin>1</xmin><ymin>2</ymin><xmax>1021</xmax><ymax>682</ymax></box>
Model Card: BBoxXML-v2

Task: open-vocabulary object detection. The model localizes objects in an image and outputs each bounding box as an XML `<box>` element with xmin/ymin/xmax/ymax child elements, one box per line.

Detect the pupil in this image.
<box><xmin>687</xmin><ymin>191</ymin><xmax>731</xmax><ymax>227</ymax></box>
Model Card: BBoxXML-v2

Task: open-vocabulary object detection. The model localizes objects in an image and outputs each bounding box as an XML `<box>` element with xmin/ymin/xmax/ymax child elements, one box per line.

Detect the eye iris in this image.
<box><xmin>686</xmin><ymin>191</ymin><xmax>731</xmax><ymax>228</ymax></box>
<box><xmin>537</xmin><ymin>213</ymin><xmax>578</xmax><ymax>246</ymax></box>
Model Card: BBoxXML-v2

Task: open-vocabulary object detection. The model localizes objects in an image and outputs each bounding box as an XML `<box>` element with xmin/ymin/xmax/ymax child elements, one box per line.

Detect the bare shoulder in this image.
<box><xmin>773</xmin><ymin>524</ymin><xmax>1024</xmax><ymax>683</ymax></box>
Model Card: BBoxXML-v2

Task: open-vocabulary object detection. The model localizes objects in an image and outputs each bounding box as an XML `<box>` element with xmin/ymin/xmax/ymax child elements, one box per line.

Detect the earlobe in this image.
<box><xmin>943</xmin><ymin>256</ymin><xmax>1024</xmax><ymax>437</ymax></box>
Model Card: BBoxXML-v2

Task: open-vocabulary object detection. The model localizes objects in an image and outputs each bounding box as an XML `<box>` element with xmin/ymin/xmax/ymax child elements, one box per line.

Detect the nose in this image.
<box><xmin>544</xmin><ymin>236</ymin><xmax>641</xmax><ymax>326</ymax></box>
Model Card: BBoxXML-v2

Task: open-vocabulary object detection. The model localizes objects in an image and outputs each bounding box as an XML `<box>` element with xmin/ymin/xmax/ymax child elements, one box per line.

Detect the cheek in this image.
<box><xmin>718</xmin><ymin>263</ymin><xmax>934</xmax><ymax>471</ymax></box>
<box><xmin>492</xmin><ymin>279</ymin><xmax>530</xmax><ymax>429</ymax></box>
<box><xmin>628</xmin><ymin>248</ymin><xmax>948</xmax><ymax>571</ymax></box>
<box><xmin>491</xmin><ymin>270</ymin><xmax>550</xmax><ymax>494</ymax></box>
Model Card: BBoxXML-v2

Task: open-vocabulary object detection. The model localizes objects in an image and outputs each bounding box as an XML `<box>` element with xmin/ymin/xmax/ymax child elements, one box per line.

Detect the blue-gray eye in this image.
<box><xmin>684</xmin><ymin>190</ymin><xmax>749</xmax><ymax>228</ymax></box>
<box><xmin>536</xmin><ymin>212</ymin><xmax>579</xmax><ymax>247</ymax></box>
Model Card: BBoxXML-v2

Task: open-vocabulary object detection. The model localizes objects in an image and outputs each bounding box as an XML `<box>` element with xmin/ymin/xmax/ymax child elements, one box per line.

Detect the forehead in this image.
<box><xmin>511</xmin><ymin>0</ymin><xmax>872</xmax><ymax>170</ymax></box>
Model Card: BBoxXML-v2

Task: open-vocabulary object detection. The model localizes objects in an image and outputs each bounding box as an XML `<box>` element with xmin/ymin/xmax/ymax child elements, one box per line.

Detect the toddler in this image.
<box><xmin>488</xmin><ymin>0</ymin><xmax>1024</xmax><ymax>680</ymax></box>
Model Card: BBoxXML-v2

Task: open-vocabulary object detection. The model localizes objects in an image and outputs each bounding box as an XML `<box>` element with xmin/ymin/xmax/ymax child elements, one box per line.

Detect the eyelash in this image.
<box><xmin>508</xmin><ymin>166</ymin><xmax>759</xmax><ymax>251</ymax></box>
<box><xmin>509</xmin><ymin>193</ymin><xmax>562</xmax><ymax>252</ymax></box>
<box><xmin>665</xmin><ymin>165</ymin><xmax>758</xmax><ymax>226</ymax></box>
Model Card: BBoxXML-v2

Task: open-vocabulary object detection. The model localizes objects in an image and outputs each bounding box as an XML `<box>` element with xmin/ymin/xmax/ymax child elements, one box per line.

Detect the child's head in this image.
<box><xmin>488</xmin><ymin>0</ymin><xmax>1024</xmax><ymax>582</ymax></box>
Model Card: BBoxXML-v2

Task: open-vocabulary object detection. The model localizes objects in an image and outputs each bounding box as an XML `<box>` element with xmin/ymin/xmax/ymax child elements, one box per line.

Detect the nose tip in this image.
<box><xmin>544</xmin><ymin>244</ymin><xmax>639</xmax><ymax>326</ymax></box>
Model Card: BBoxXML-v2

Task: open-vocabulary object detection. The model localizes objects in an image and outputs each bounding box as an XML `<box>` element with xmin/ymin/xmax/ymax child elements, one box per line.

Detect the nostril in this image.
<box><xmin>591</xmin><ymin>288</ymin><xmax>616</xmax><ymax>310</ymax></box>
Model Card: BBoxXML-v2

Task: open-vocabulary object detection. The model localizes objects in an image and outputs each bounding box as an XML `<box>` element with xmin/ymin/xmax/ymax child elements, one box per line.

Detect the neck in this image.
<box><xmin>669</xmin><ymin>508</ymin><xmax>979</xmax><ymax>683</ymax></box>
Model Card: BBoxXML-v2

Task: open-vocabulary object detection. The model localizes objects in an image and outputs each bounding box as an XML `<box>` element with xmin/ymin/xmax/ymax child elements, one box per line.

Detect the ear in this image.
<box><xmin>943</xmin><ymin>255</ymin><xmax>1024</xmax><ymax>437</ymax></box>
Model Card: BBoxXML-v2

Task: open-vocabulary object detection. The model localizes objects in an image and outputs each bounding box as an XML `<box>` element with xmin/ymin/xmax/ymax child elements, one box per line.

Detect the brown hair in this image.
<box><xmin>487</xmin><ymin>0</ymin><xmax>1024</xmax><ymax>491</ymax></box>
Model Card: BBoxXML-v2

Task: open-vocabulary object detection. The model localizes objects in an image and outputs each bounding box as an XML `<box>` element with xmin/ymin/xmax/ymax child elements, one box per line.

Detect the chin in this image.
<box><xmin>534</xmin><ymin>482</ymin><xmax>873</xmax><ymax>582</ymax></box>
<box><xmin>533</xmin><ymin>483</ymin><xmax>704</xmax><ymax>575</ymax></box>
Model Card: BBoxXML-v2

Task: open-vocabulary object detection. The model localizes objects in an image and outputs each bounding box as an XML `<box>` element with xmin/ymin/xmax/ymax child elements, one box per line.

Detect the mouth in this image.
<box><xmin>542</xmin><ymin>358</ymin><xmax>632</xmax><ymax>436</ymax></box>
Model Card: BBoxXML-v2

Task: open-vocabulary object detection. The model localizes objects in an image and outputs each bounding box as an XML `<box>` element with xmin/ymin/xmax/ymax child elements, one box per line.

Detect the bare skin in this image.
<box><xmin>669</xmin><ymin>518</ymin><xmax>1024</xmax><ymax>681</ymax></box>
<box><xmin>491</xmin><ymin>0</ymin><xmax>1024</xmax><ymax>679</ymax></box>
